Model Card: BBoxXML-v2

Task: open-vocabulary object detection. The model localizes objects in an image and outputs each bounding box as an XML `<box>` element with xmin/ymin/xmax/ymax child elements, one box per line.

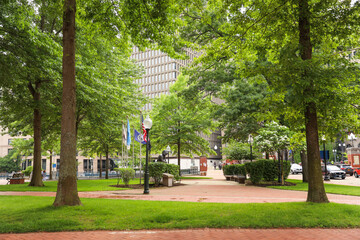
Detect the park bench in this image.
<box><xmin>7</xmin><ymin>173</ymin><xmax>25</xmax><ymax>184</ymax></box>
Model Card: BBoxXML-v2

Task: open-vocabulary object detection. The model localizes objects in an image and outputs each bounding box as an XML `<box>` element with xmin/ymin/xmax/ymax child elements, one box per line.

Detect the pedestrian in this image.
<box><xmin>42</xmin><ymin>170</ymin><xmax>46</xmax><ymax>181</ymax></box>
<box><xmin>219</xmin><ymin>162</ymin><xmax>222</xmax><ymax>170</ymax></box>
<box><xmin>213</xmin><ymin>161</ymin><xmax>217</xmax><ymax>170</ymax></box>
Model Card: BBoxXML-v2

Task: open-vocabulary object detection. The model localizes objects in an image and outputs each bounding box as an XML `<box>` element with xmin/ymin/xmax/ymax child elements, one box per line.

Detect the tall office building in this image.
<box><xmin>130</xmin><ymin>47</ymin><xmax>222</xmax><ymax>162</ymax></box>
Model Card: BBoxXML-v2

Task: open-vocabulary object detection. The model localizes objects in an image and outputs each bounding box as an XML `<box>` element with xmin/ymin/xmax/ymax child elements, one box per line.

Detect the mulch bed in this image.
<box><xmin>245</xmin><ymin>180</ymin><xmax>297</xmax><ymax>187</ymax></box>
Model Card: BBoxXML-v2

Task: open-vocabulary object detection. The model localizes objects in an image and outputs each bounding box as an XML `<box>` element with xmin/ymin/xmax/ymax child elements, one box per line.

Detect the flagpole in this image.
<box><xmin>132</xmin><ymin>125</ymin><xmax>135</xmax><ymax>169</ymax></box>
<box><xmin>122</xmin><ymin>124</ymin><xmax>124</xmax><ymax>168</ymax></box>
<box><xmin>139</xmin><ymin>113</ymin><xmax>142</xmax><ymax>185</ymax></box>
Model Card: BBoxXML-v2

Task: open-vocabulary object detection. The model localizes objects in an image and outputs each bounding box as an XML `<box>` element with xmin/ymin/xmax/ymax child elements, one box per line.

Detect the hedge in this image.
<box><xmin>244</xmin><ymin>160</ymin><xmax>292</xmax><ymax>184</ymax></box>
<box><xmin>149</xmin><ymin>162</ymin><xmax>180</xmax><ymax>186</ymax></box>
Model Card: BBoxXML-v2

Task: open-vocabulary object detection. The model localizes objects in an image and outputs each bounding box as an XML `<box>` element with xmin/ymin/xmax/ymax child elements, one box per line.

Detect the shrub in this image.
<box><xmin>233</xmin><ymin>164</ymin><xmax>246</xmax><ymax>176</ymax></box>
<box><xmin>223</xmin><ymin>164</ymin><xmax>237</xmax><ymax>175</ymax></box>
<box><xmin>164</xmin><ymin>164</ymin><xmax>180</xmax><ymax>181</ymax></box>
<box><xmin>149</xmin><ymin>162</ymin><xmax>166</xmax><ymax>186</ymax></box>
<box><xmin>262</xmin><ymin>160</ymin><xmax>278</xmax><ymax>181</ymax></box>
<box><xmin>115</xmin><ymin>168</ymin><xmax>135</xmax><ymax>187</ymax></box>
<box><xmin>244</xmin><ymin>161</ymin><xmax>264</xmax><ymax>184</ymax></box>
<box><xmin>21</xmin><ymin>166</ymin><xmax>33</xmax><ymax>177</ymax></box>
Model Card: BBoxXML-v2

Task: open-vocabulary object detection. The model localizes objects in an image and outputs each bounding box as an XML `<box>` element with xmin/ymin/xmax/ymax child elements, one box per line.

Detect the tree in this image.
<box><xmin>223</xmin><ymin>141</ymin><xmax>256</xmax><ymax>161</ymax></box>
<box><xmin>0</xmin><ymin>0</ymin><xmax>62</xmax><ymax>187</ymax></box>
<box><xmin>150</xmin><ymin>75</ymin><xmax>216</xmax><ymax>172</ymax></box>
<box><xmin>254</xmin><ymin>121</ymin><xmax>292</xmax><ymax>185</ymax></box>
<box><xmin>181</xmin><ymin>0</ymin><xmax>360</xmax><ymax>203</ymax></box>
<box><xmin>0</xmin><ymin>151</ymin><xmax>21</xmax><ymax>173</ymax></box>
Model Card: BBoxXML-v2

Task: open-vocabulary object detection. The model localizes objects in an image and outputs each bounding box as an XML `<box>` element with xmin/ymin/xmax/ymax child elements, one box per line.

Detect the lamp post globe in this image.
<box><xmin>248</xmin><ymin>134</ymin><xmax>253</xmax><ymax>162</ymax></box>
<box><xmin>166</xmin><ymin>145</ymin><xmax>171</xmax><ymax>164</ymax></box>
<box><xmin>143</xmin><ymin>115</ymin><xmax>152</xmax><ymax>194</ymax></box>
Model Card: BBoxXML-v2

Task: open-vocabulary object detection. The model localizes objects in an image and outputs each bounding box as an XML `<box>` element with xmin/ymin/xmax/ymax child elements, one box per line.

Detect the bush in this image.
<box><xmin>149</xmin><ymin>162</ymin><xmax>166</xmax><ymax>186</ymax></box>
<box><xmin>262</xmin><ymin>160</ymin><xmax>278</xmax><ymax>181</ymax></box>
<box><xmin>244</xmin><ymin>161</ymin><xmax>264</xmax><ymax>184</ymax></box>
<box><xmin>115</xmin><ymin>168</ymin><xmax>135</xmax><ymax>187</ymax></box>
<box><xmin>21</xmin><ymin>166</ymin><xmax>33</xmax><ymax>177</ymax></box>
<box><xmin>164</xmin><ymin>164</ymin><xmax>180</xmax><ymax>181</ymax></box>
<box><xmin>233</xmin><ymin>164</ymin><xmax>246</xmax><ymax>176</ymax></box>
<box><xmin>223</xmin><ymin>164</ymin><xmax>237</xmax><ymax>175</ymax></box>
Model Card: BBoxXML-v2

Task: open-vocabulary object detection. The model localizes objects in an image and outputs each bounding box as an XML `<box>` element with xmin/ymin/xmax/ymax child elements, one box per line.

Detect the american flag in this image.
<box><xmin>142</xmin><ymin>115</ymin><xmax>147</xmax><ymax>142</ymax></box>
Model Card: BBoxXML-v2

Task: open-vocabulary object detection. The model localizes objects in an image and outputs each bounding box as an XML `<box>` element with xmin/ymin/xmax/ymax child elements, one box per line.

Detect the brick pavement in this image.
<box><xmin>2</xmin><ymin>228</ymin><xmax>360</xmax><ymax>240</ymax></box>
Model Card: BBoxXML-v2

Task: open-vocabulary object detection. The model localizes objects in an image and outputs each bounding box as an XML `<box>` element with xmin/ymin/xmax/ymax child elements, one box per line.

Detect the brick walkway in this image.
<box><xmin>1</xmin><ymin>170</ymin><xmax>360</xmax><ymax>239</ymax></box>
<box><xmin>2</xmin><ymin>228</ymin><xmax>360</xmax><ymax>240</ymax></box>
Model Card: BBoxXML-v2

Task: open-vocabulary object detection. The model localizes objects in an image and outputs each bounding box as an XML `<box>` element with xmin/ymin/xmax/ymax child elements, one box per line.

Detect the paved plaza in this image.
<box><xmin>1</xmin><ymin>170</ymin><xmax>360</xmax><ymax>239</ymax></box>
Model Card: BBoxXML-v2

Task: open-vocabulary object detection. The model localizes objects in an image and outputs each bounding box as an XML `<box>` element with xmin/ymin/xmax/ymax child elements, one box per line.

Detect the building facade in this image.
<box><xmin>130</xmin><ymin>47</ymin><xmax>223</xmax><ymax>163</ymax></box>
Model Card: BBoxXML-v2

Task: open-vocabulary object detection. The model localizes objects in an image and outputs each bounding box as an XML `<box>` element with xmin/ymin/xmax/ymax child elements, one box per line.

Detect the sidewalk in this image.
<box><xmin>2</xmin><ymin>228</ymin><xmax>360</xmax><ymax>240</ymax></box>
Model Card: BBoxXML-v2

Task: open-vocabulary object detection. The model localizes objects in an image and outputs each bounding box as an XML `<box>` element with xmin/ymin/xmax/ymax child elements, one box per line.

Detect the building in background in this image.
<box><xmin>130</xmin><ymin>48</ymin><xmax>223</xmax><ymax>168</ymax></box>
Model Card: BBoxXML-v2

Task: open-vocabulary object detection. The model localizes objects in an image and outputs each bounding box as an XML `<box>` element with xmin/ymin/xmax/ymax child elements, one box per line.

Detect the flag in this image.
<box><xmin>122</xmin><ymin>124</ymin><xmax>126</xmax><ymax>145</ymax></box>
<box><xmin>142</xmin><ymin>115</ymin><xmax>147</xmax><ymax>142</ymax></box>
<box><xmin>127</xmin><ymin>119</ymin><xmax>131</xmax><ymax>147</ymax></box>
<box><xmin>134</xmin><ymin>129</ymin><xmax>146</xmax><ymax>144</ymax></box>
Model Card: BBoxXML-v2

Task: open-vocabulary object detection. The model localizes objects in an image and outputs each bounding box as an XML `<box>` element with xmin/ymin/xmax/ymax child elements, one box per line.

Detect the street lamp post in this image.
<box><xmin>348</xmin><ymin>133</ymin><xmax>357</xmax><ymax>147</ymax></box>
<box><xmin>322</xmin><ymin>136</ymin><xmax>330</xmax><ymax>181</ymax></box>
<box><xmin>248</xmin><ymin>134</ymin><xmax>253</xmax><ymax>162</ymax></box>
<box><xmin>339</xmin><ymin>143</ymin><xmax>346</xmax><ymax>162</ymax></box>
<box><xmin>166</xmin><ymin>145</ymin><xmax>171</xmax><ymax>164</ymax></box>
<box><xmin>143</xmin><ymin>115</ymin><xmax>152</xmax><ymax>194</ymax></box>
<box><xmin>332</xmin><ymin>149</ymin><xmax>337</xmax><ymax>163</ymax></box>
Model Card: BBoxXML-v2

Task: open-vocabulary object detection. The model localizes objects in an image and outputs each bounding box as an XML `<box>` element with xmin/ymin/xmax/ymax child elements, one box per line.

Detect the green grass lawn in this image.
<box><xmin>0</xmin><ymin>196</ymin><xmax>360</xmax><ymax>233</ymax></box>
<box><xmin>0</xmin><ymin>179</ymin><xmax>141</xmax><ymax>192</ymax></box>
<box><xmin>270</xmin><ymin>179</ymin><xmax>360</xmax><ymax>196</ymax></box>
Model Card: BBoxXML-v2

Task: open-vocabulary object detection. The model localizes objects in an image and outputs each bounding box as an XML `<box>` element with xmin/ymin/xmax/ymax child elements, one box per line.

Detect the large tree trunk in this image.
<box><xmin>299</xmin><ymin>0</ymin><xmax>328</xmax><ymax>203</ymax></box>
<box><xmin>28</xmin><ymin>81</ymin><xmax>43</xmax><ymax>186</ymax></box>
<box><xmin>53</xmin><ymin>0</ymin><xmax>81</xmax><ymax>206</ymax></box>
<box><xmin>300</xmin><ymin>150</ymin><xmax>308</xmax><ymax>182</ymax></box>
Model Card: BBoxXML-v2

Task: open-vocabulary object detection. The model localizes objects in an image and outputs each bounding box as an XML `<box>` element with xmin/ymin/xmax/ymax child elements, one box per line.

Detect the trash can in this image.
<box><xmin>162</xmin><ymin>173</ymin><xmax>174</xmax><ymax>187</ymax></box>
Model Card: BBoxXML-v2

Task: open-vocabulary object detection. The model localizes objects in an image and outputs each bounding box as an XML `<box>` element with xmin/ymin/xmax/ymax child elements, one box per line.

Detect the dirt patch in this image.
<box><xmin>245</xmin><ymin>180</ymin><xmax>297</xmax><ymax>187</ymax></box>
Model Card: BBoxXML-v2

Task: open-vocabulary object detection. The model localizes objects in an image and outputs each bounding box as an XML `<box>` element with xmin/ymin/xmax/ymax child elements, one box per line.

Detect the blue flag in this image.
<box><xmin>134</xmin><ymin>129</ymin><xmax>146</xmax><ymax>144</ymax></box>
<box><xmin>126</xmin><ymin>119</ymin><xmax>131</xmax><ymax>146</ymax></box>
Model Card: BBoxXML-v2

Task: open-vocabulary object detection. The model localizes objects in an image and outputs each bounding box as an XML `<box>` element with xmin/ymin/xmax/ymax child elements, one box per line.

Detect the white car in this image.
<box><xmin>290</xmin><ymin>164</ymin><xmax>302</xmax><ymax>174</ymax></box>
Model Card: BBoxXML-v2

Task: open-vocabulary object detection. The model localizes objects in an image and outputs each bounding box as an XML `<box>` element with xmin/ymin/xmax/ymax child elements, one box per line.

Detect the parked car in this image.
<box><xmin>336</xmin><ymin>164</ymin><xmax>354</xmax><ymax>176</ymax></box>
<box><xmin>322</xmin><ymin>165</ymin><xmax>346</xmax><ymax>179</ymax></box>
<box><xmin>290</xmin><ymin>164</ymin><xmax>302</xmax><ymax>174</ymax></box>
<box><xmin>354</xmin><ymin>168</ymin><xmax>360</xmax><ymax>178</ymax></box>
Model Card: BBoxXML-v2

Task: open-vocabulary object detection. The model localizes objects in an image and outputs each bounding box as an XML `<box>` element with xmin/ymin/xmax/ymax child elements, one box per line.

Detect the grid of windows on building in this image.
<box><xmin>130</xmin><ymin>47</ymin><xmax>199</xmax><ymax>111</ymax></box>
<box><xmin>130</xmin><ymin>48</ymin><xmax>222</xmax><ymax>160</ymax></box>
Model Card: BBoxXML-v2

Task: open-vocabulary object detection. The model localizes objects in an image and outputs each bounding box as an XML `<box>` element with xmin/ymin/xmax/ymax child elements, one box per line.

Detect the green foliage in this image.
<box><xmin>149</xmin><ymin>162</ymin><xmax>180</xmax><ymax>186</ymax></box>
<box><xmin>150</xmin><ymin>75</ymin><xmax>217</xmax><ymax>158</ymax></box>
<box><xmin>115</xmin><ymin>168</ymin><xmax>135</xmax><ymax>187</ymax></box>
<box><xmin>223</xmin><ymin>141</ymin><xmax>261</xmax><ymax>160</ymax></box>
<box><xmin>149</xmin><ymin>162</ymin><xmax>166</xmax><ymax>186</ymax></box>
<box><xmin>223</xmin><ymin>164</ymin><xmax>236</xmax><ymax>175</ymax></box>
<box><xmin>22</xmin><ymin>166</ymin><xmax>33</xmax><ymax>177</ymax></box>
<box><xmin>254</xmin><ymin>121</ymin><xmax>292</xmax><ymax>154</ymax></box>
<box><xmin>0</xmin><ymin>153</ymin><xmax>21</xmax><ymax>173</ymax></box>
<box><xmin>164</xmin><ymin>164</ymin><xmax>180</xmax><ymax>181</ymax></box>
<box><xmin>261</xmin><ymin>160</ymin><xmax>278</xmax><ymax>182</ymax></box>
<box><xmin>245</xmin><ymin>161</ymin><xmax>264</xmax><ymax>184</ymax></box>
